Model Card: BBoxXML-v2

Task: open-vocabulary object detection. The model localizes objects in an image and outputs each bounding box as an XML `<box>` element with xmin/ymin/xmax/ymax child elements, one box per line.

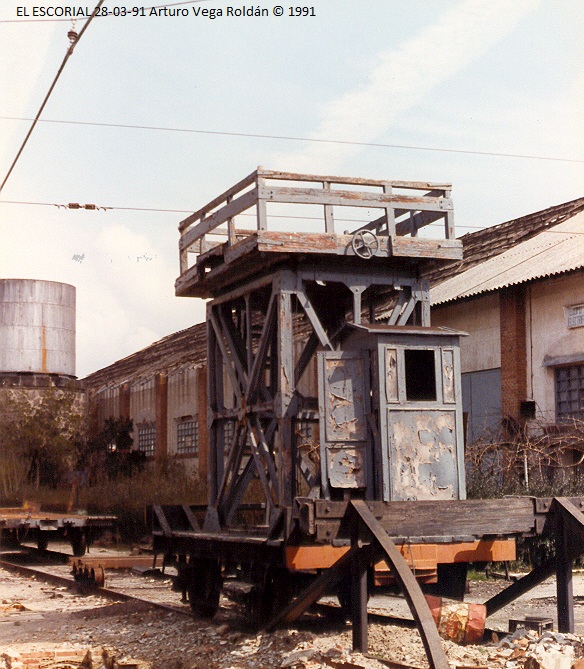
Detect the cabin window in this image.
<box><xmin>404</xmin><ymin>349</ymin><xmax>437</xmax><ymax>401</ymax></box>
<box><xmin>177</xmin><ymin>416</ymin><xmax>198</xmax><ymax>455</ymax></box>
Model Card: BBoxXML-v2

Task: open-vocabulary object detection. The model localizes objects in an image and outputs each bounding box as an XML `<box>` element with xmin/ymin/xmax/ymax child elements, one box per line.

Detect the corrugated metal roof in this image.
<box><xmin>83</xmin><ymin>321</ymin><xmax>208</xmax><ymax>389</ymax></box>
<box><xmin>423</xmin><ymin>196</ymin><xmax>584</xmax><ymax>286</ymax></box>
<box><xmin>431</xmin><ymin>211</ymin><xmax>584</xmax><ymax>305</ymax></box>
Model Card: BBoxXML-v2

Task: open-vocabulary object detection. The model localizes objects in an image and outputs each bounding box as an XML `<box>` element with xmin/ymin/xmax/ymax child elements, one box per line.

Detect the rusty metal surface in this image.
<box><xmin>323</xmin><ymin>356</ymin><xmax>367</xmax><ymax>443</ymax></box>
<box><xmin>388</xmin><ymin>411</ymin><xmax>457</xmax><ymax>501</ymax></box>
<box><xmin>0</xmin><ymin>279</ymin><xmax>76</xmax><ymax>376</ymax></box>
<box><xmin>319</xmin><ymin>352</ymin><xmax>371</xmax><ymax>493</ymax></box>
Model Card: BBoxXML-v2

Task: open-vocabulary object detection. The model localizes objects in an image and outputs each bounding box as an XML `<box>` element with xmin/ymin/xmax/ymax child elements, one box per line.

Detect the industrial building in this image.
<box><xmin>430</xmin><ymin>197</ymin><xmax>584</xmax><ymax>442</ymax></box>
<box><xmin>83</xmin><ymin>196</ymin><xmax>584</xmax><ymax>474</ymax></box>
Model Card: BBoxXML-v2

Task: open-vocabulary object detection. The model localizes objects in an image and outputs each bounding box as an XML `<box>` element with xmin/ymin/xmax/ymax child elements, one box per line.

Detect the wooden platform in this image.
<box><xmin>176</xmin><ymin>168</ymin><xmax>462</xmax><ymax>298</ymax></box>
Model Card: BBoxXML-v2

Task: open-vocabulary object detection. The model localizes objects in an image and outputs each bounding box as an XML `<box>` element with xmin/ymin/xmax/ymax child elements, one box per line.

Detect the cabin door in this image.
<box><xmin>318</xmin><ymin>351</ymin><xmax>373</xmax><ymax>499</ymax></box>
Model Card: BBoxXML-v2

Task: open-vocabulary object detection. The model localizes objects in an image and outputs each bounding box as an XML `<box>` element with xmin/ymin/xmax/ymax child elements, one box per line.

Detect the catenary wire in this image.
<box><xmin>2</xmin><ymin>199</ymin><xmax>584</xmax><ymax>234</ymax></box>
<box><xmin>1</xmin><ymin>116</ymin><xmax>582</xmax><ymax>164</ymax></box>
<box><xmin>0</xmin><ymin>1</ymin><xmax>105</xmax><ymax>195</ymax></box>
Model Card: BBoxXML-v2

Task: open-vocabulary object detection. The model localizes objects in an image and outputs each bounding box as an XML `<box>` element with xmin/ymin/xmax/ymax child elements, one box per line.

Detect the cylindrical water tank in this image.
<box><xmin>0</xmin><ymin>279</ymin><xmax>76</xmax><ymax>376</ymax></box>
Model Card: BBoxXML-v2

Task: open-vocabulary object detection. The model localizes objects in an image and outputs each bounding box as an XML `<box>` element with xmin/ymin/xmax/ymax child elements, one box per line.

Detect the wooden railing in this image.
<box><xmin>178</xmin><ymin>168</ymin><xmax>454</xmax><ymax>275</ymax></box>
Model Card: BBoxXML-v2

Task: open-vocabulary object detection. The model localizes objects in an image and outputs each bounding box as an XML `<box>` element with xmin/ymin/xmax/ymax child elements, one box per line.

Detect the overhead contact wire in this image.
<box><xmin>1</xmin><ymin>116</ymin><xmax>582</xmax><ymax>164</ymax></box>
<box><xmin>0</xmin><ymin>0</ymin><xmax>105</xmax><ymax>195</ymax></box>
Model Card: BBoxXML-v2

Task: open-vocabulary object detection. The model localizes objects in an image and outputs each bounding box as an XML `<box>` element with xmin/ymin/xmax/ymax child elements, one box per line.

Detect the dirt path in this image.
<box><xmin>1</xmin><ymin>562</ymin><xmax>583</xmax><ymax>668</ymax></box>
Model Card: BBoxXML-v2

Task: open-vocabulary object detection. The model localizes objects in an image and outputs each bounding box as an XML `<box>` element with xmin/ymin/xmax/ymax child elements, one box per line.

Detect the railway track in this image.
<box><xmin>0</xmin><ymin>547</ymin><xmax>194</xmax><ymax>618</ymax></box>
<box><xmin>0</xmin><ymin>546</ymin><xmax>421</xmax><ymax>632</ymax></box>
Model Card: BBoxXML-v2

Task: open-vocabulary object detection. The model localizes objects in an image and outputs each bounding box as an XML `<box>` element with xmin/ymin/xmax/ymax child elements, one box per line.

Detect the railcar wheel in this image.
<box><xmin>70</xmin><ymin>531</ymin><xmax>87</xmax><ymax>557</ymax></box>
<box><xmin>37</xmin><ymin>533</ymin><xmax>49</xmax><ymax>551</ymax></box>
<box><xmin>248</xmin><ymin>566</ymin><xmax>295</xmax><ymax>628</ymax></box>
<box><xmin>186</xmin><ymin>558</ymin><xmax>222</xmax><ymax>619</ymax></box>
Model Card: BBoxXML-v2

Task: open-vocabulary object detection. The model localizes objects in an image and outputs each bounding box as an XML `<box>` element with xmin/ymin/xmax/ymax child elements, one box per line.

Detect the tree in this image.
<box><xmin>85</xmin><ymin>416</ymin><xmax>144</xmax><ymax>480</ymax></box>
<box><xmin>0</xmin><ymin>388</ymin><xmax>86</xmax><ymax>496</ymax></box>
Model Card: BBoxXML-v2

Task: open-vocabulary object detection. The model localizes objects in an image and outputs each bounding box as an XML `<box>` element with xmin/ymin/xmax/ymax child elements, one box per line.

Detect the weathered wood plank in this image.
<box><xmin>484</xmin><ymin>558</ymin><xmax>555</xmax><ymax>616</ymax></box>
<box><xmin>258</xmin><ymin>168</ymin><xmax>451</xmax><ymax>191</ymax></box>
<box><xmin>395</xmin><ymin>210</ymin><xmax>445</xmax><ymax>236</ymax></box>
<box><xmin>175</xmin><ymin>265</ymin><xmax>203</xmax><ymax>297</ymax></box>
<box><xmin>258</xmin><ymin>185</ymin><xmax>452</xmax><ymax>212</ymax></box>
<box><xmin>257</xmin><ymin>231</ymin><xmax>338</xmax><ymax>253</ymax></box>
<box><xmin>175</xmin><ymin>233</ymin><xmax>462</xmax><ymax>297</ymax></box>
<box><xmin>179</xmin><ymin>187</ymin><xmax>258</xmax><ymax>251</ymax></box>
<box><xmin>178</xmin><ymin>170</ymin><xmax>257</xmax><ymax>232</ymax></box>
<box><xmin>315</xmin><ymin>498</ymin><xmax>537</xmax><ymax>537</ymax></box>
<box><xmin>392</xmin><ymin>237</ymin><xmax>462</xmax><ymax>259</ymax></box>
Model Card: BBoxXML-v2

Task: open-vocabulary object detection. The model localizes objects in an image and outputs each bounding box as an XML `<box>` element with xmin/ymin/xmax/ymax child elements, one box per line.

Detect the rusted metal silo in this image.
<box><xmin>0</xmin><ymin>279</ymin><xmax>76</xmax><ymax>377</ymax></box>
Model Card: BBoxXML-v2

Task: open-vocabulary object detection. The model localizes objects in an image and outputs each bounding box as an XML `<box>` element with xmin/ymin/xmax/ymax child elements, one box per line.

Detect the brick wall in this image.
<box><xmin>500</xmin><ymin>285</ymin><xmax>528</xmax><ymax>425</ymax></box>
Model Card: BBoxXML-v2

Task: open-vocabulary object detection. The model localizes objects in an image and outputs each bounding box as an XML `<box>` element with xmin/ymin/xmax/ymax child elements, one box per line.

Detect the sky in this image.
<box><xmin>0</xmin><ymin>0</ymin><xmax>582</xmax><ymax>378</ymax></box>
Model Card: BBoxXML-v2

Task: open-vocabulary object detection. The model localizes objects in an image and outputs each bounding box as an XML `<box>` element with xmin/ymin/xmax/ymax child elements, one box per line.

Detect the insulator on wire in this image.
<box><xmin>67</xmin><ymin>21</ymin><xmax>78</xmax><ymax>54</ymax></box>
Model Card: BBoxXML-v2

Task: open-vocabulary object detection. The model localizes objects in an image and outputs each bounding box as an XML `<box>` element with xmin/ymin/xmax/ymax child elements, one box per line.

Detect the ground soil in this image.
<box><xmin>0</xmin><ymin>551</ymin><xmax>583</xmax><ymax>669</ymax></box>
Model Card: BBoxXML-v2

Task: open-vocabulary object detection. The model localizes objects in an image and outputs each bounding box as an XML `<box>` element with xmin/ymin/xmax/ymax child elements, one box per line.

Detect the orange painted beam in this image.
<box><xmin>285</xmin><ymin>539</ymin><xmax>516</xmax><ymax>572</ymax></box>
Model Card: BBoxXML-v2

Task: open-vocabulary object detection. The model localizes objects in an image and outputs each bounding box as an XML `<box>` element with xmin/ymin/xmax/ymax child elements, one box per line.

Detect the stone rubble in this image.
<box><xmin>1</xmin><ymin>566</ymin><xmax>583</xmax><ymax>669</ymax></box>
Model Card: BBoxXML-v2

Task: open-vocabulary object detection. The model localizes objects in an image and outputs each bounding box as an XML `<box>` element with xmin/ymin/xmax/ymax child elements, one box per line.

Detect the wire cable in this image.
<box><xmin>0</xmin><ymin>1</ymin><xmax>105</xmax><ymax>195</ymax></box>
<box><xmin>2</xmin><ymin>198</ymin><xmax>584</xmax><ymax>234</ymax></box>
<box><xmin>2</xmin><ymin>115</ymin><xmax>582</xmax><ymax>164</ymax></box>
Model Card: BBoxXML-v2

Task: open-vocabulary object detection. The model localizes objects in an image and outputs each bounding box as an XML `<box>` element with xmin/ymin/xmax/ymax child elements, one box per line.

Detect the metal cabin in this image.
<box><xmin>320</xmin><ymin>323</ymin><xmax>466</xmax><ymax>502</ymax></box>
<box><xmin>152</xmin><ymin>168</ymin><xmax>584</xmax><ymax>669</ymax></box>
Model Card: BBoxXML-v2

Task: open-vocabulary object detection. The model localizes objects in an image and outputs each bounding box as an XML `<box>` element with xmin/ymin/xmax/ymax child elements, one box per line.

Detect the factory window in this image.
<box><xmin>555</xmin><ymin>364</ymin><xmax>584</xmax><ymax>421</ymax></box>
<box><xmin>296</xmin><ymin>420</ymin><xmax>318</xmax><ymax>447</ymax></box>
<box><xmin>137</xmin><ymin>422</ymin><xmax>156</xmax><ymax>457</ymax></box>
<box><xmin>223</xmin><ymin>419</ymin><xmax>236</xmax><ymax>453</ymax></box>
<box><xmin>404</xmin><ymin>349</ymin><xmax>437</xmax><ymax>401</ymax></box>
<box><xmin>177</xmin><ymin>416</ymin><xmax>198</xmax><ymax>455</ymax></box>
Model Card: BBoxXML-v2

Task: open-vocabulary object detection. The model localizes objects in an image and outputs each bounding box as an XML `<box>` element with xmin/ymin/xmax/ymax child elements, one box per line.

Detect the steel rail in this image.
<box><xmin>0</xmin><ymin>556</ymin><xmax>192</xmax><ymax>617</ymax></box>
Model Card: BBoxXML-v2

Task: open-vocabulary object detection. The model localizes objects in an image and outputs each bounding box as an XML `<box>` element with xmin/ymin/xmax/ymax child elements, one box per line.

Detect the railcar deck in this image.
<box><xmin>151</xmin><ymin>496</ymin><xmax>584</xmax><ymax>669</ymax></box>
<box><xmin>0</xmin><ymin>506</ymin><xmax>116</xmax><ymax>555</ymax></box>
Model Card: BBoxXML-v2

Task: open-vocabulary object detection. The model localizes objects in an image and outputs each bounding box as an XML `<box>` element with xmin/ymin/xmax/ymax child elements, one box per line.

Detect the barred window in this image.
<box><xmin>223</xmin><ymin>419</ymin><xmax>236</xmax><ymax>453</ymax></box>
<box><xmin>555</xmin><ymin>364</ymin><xmax>584</xmax><ymax>421</ymax></box>
<box><xmin>296</xmin><ymin>420</ymin><xmax>318</xmax><ymax>445</ymax></box>
<box><xmin>137</xmin><ymin>423</ymin><xmax>156</xmax><ymax>457</ymax></box>
<box><xmin>177</xmin><ymin>417</ymin><xmax>198</xmax><ymax>455</ymax></box>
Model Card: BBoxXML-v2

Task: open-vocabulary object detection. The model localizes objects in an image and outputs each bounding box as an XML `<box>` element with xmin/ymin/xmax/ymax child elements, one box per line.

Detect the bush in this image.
<box><xmin>80</xmin><ymin>459</ymin><xmax>206</xmax><ymax>542</ymax></box>
<box><xmin>0</xmin><ymin>457</ymin><xmax>206</xmax><ymax>544</ymax></box>
<box><xmin>466</xmin><ymin>417</ymin><xmax>584</xmax><ymax>499</ymax></box>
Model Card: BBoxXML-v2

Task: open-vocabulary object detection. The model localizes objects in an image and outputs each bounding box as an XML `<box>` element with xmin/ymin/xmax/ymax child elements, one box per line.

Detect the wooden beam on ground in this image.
<box><xmin>67</xmin><ymin>555</ymin><xmax>155</xmax><ymax>569</ymax></box>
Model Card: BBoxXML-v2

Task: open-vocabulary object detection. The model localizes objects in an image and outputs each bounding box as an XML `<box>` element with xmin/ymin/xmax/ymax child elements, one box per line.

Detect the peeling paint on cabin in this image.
<box><xmin>389</xmin><ymin>411</ymin><xmax>456</xmax><ymax>500</ymax></box>
<box><xmin>327</xmin><ymin>446</ymin><xmax>366</xmax><ymax>488</ymax></box>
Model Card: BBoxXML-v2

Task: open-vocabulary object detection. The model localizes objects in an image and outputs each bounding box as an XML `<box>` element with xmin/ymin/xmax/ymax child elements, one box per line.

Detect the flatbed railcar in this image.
<box><xmin>151</xmin><ymin>169</ymin><xmax>584</xmax><ymax>669</ymax></box>
<box><xmin>0</xmin><ymin>505</ymin><xmax>116</xmax><ymax>556</ymax></box>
